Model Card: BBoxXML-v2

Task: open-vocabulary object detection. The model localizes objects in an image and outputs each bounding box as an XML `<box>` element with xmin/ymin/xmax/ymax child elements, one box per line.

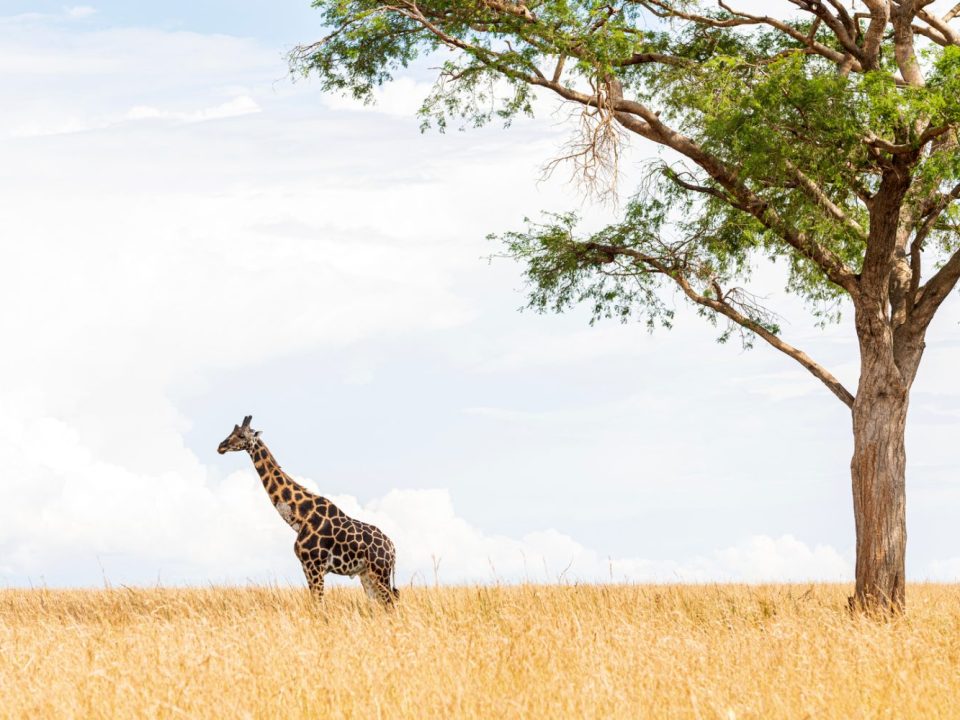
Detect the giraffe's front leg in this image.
<box><xmin>301</xmin><ymin>557</ymin><xmax>325</xmax><ymax>600</ymax></box>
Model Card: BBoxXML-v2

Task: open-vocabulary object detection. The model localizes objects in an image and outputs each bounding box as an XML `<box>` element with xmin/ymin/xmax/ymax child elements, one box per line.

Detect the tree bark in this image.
<box><xmin>849</xmin><ymin>348</ymin><xmax>910</xmax><ymax>613</ymax></box>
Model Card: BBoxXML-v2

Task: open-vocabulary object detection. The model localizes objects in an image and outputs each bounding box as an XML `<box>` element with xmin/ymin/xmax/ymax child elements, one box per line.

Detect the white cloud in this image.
<box><xmin>11</xmin><ymin>95</ymin><xmax>262</xmax><ymax>137</ymax></box>
<box><xmin>0</xmin><ymin>418</ymin><xmax>852</xmax><ymax>585</ymax></box>
<box><xmin>461</xmin><ymin>324</ymin><xmax>659</xmax><ymax>373</ymax></box>
<box><xmin>66</xmin><ymin>6</ymin><xmax>97</xmax><ymax>19</ymax></box>
<box><xmin>271</xmin><ymin>488</ymin><xmax>849</xmax><ymax>585</ymax></box>
<box><xmin>705</xmin><ymin>535</ymin><xmax>851</xmax><ymax>583</ymax></box>
<box><xmin>124</xmin><ymin>95</ymin><xmax>261</xmax><ymax>124</ymax></box>
<box><xmin>0</xmin><ymin>411</ymin><xmax>290</xmax><ymax>585</ymax></box>
<box><xmin>0</xmin><ymin>6</ymin><xmax>97</xmax><ymax>26</ymax></box>
<box><xmin>0</xmin><ymin>23</ymin><xmax>277</xmax><ymax>139</ymax></box>
<box><xmin>322</xmin><ymin>77</ymin><xmax>435</xmax><ymax>118</ymax></box>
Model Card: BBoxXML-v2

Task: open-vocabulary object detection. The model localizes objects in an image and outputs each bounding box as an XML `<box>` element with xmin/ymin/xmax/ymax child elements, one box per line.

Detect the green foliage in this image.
<box><xmin>497</xmin><ymin>209</ymin><xmax>674</xmax><ymax>329</ymax></box>
<box><xmin>294</xmin><ymin>0</ymin><xmax>960</xmax><ymax>338</ymax></box>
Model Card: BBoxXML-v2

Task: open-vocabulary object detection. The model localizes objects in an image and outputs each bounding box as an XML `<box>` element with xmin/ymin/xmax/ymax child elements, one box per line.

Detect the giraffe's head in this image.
<box><xmin>217</xmin><ymin>415</ymin><xmax>261</xmax><ymax>454</ymax></box>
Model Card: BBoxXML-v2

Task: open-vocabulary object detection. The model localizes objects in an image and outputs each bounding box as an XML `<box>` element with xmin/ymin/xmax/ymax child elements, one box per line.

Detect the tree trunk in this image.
<box><xmin>849</xmin><ymin>362</ymin><xmax>909</xmax><ymax>613</ymax></box>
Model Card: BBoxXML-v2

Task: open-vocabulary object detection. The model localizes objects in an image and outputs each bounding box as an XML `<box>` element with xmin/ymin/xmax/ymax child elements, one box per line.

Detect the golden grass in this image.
<box><xmin>2</xmin><ymin>584</ymin><xmax>959</xmax><ymax>719</ymax></box>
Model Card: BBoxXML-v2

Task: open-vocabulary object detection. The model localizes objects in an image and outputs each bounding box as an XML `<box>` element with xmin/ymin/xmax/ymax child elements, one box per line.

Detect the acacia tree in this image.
<box><xmin>293</xmin><ymin>0</ymin><xmax>960</xmax><ymax>612</ymax></box>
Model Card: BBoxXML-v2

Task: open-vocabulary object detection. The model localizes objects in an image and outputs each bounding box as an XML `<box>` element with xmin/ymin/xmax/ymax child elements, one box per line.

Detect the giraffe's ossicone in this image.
<box><xmin>218</xmin><ymin>415</ymin><xmax>399</xmax><ymax>605</ymax></box>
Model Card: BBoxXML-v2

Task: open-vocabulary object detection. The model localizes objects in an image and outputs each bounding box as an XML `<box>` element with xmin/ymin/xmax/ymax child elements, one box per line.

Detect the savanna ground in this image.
<box><xmin>1</xmin><ymin>584</ymin><xmax>959</xmax><ymax>719</ymax></box>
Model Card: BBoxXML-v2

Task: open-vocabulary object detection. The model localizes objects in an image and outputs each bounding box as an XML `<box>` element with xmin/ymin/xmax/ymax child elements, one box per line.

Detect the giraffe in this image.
<box><xmin>217</xmin><ymin>415</ymin><xmax>399</xmax><ymax>606</ymax></box>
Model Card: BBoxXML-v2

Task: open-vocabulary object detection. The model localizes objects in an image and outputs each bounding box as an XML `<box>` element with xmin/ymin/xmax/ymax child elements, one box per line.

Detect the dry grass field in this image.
<box><xmin>1</xmin><ymin>584</ymin><xmax>959</xmax><ymax>719</ymax></box>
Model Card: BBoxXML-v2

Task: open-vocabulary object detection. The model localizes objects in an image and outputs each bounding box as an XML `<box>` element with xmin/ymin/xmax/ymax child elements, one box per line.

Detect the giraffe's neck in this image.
<box><xmin>246</xmin><ymin>438</ymin><xmax>323</xmax><ymax>530</ymax></box>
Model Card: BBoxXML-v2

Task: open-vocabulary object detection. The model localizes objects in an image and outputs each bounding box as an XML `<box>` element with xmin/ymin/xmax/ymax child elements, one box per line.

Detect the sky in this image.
<box><xmin>1</xmin><ymin>2</ymin><xmax>958</xmax><ymax>589</ymax></box>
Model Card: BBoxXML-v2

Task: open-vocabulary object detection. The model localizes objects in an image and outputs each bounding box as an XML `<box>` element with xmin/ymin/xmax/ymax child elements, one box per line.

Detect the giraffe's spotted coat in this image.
<box><xmin>218</xmin><ymin>416</ymin><xmax>398</xmax><ymax>606</ymax></box>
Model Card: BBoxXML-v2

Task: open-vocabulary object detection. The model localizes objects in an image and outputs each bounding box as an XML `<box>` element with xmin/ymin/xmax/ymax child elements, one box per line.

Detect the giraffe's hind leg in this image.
<box><xmin>360</xmin><ymin>569</ymin><xmax>397</xmax><ymax>607</ymax></box>
<box><xmin>301</xmin><ymin>557</ymin><xmax>325</xmax><ymax>600</ymax></box>
<box><xmin>359</xmin><ymin>571</ymin><xmax>379</xmax><ymax>601</ymax></box>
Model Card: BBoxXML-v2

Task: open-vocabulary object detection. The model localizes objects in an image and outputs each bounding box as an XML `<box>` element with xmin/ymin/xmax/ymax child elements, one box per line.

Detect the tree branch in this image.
<box><xmin>613</xmin><ymin>52</ymin><xmax>692</xmax><ymax>68</ymax></box>
<box><xmin>892</xmin><ymin>5</ymin><xmax>925</xmax><ymax>87</ymax></box>
<box><xmin>865</xmin><ymin>125</ymin><xmax>955</xmax><ymax>155</ymax></box>
<box><xmin>585</xmin><ymin>241</ymin><xmax>856</xmax><ymax>408</ymax></box>
<box><xmin>633</xmin><ymin>0</ymin><xmax>861</xmax><ymax>70</ymax></box>
<box><xmin>786</xmin><ymin>160</ymin><xmax>868</xmax><ymax>240</ymax></box>
<box><xmin>917</xmin><ymin>6</ymin><xmax>960</xmax><ymax>46</ymax></box>
<box><xmin>860</xmin><ymin>0</ymin><xmax>891</xmax><ymax>71</ymax></box>
<box><xmin>902</xmin><ymin>180</ymin><xmax>960</xmax><ymax>319</ymax></box>
<box><xmin>789</xmin><ymin>0</ymin><xmax>863</xmax><ymax>60</ymax></box>
<box><xmin>912</xmin><ymin>247</ymin><xmax>960</xmax><ymax>329</ymax></box>
<box><xmin>608</xmin><ymin>106</ymin><xmax>861</xmax><ymax>297</ymax></box>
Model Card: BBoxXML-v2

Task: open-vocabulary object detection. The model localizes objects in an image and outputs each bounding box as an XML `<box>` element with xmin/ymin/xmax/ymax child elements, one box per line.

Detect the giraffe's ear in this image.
<box><xmin>254</xmin><ymin>430</ymin><xmax>262</xmax><ymax>437</ymax></box>
<box><xmin>233</xmin><ymin>424</ymin><xmax>240</xmax><ymax>432</ymax></box>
